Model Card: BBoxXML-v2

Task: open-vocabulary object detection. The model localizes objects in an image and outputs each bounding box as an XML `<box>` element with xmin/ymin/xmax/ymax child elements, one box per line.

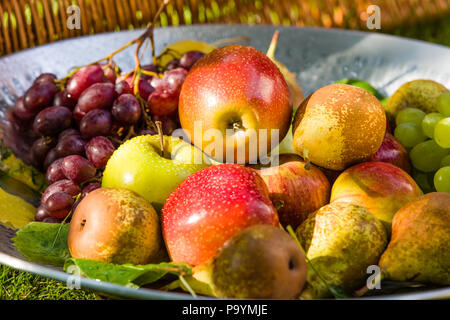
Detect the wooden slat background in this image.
<box><xmin>0</xmin><ymin>0</ymin><xmax>449</xmax><ymax>55</ymax></box>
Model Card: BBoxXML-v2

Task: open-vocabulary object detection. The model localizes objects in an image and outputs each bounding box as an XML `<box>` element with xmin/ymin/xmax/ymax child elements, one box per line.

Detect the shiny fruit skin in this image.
<box><xmin>23</xmin><ymin>81</ymin><xmax>58</xmax><ymax>113</ymax></box>
<box><xmin>85</xmin><ymin>136</ymin><xmax>115</xmax><ymax>169</ymax></box>
<box><xmin>162</xmin><ymin>164</ymin><xmax>279</xmax><ymax>266</ymax></box>
<box><xmin>33</xmin><ymin>106</ymin><xmax>72</xmax><ymax>137</ymax></box>
<box><xmin>46</xmin><ymin>158</ymin><xmax>65</xmax><ymax>184</ymax></box>
<box><xmin>179</xmin><ymin>45</ymin><xmax>291</xmax><ymax>164</ymax></box>
<box><xmin>254</xmin><ymin>154</ymin><xmax>330</xmax><ymax>229</ymax></box>
<box><xmin>292</xmin><ymin>84</ymin><xmax>386</xmax><ymax>170</ymax></box>
<box><xmin>330</xmin><ymin>162</ymin><xmax>423</xmax><ymax>232</ymax></box>
<box><xmin>66</xmin><ymin>65</ymin><xmax>104</xmax><ymax>100</ymax></box>
<box><xmin>102</xmin><ymin>134</ymin><xmax>209</xmax><ymax>211</ymax></box>
<box><xmin>370</xmin><ymin>132</ymin><xmax>412</xmax><ymax>173</ymax></box>
<box><xmin>68</xmin><ymin>187</ymin><xmax>162</xmax><ymax>265</ymax></box>
<box><xmin>76</xmin><ymin>82</ymin><xmax>116</xmax><ymax>113</ymax></box>
<box><xmin>212</xmin><ymin>225</ymin><xmax>307</xmax><ymax>299</ymax></box>
<box><xmin>61</xmin><ymin>155</ymin><xmax>96</xmax><ymax>183</ymax></box>
<box><xmin>41</xmin><ymin>179</ymin><xmax>80</xmax><ymax>204</ymax></box>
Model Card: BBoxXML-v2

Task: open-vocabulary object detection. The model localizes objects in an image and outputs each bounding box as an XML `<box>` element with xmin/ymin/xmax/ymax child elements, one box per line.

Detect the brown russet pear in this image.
<box><xmin>379</xmin><ymin>192</ymin><xmax>450</xmax><ymax>285</ymax></box>
<box><xmin>296</xmin><ymin>201</ymin><xmax>387</xmax><ymax>299</ymax></box>
<box><xmin>209</xmin><ymin>224</ymin><xmax>307</xmax><ymax>299</ymax></box>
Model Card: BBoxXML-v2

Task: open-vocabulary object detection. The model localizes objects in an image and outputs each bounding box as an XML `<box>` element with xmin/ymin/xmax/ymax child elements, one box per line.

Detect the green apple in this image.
<box><xmin>102</xmin><ymin>134</ymin><xmax>210</xmax><ymax>211</ymax></box>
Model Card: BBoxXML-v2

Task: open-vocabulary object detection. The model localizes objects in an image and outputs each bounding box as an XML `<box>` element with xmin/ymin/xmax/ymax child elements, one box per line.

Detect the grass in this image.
<box><xmin>0</xmin><ymin>264</ymin><xmax>98</xmax><ymax>300</ymax></box>
<box><xmin>390</xmin><ymin>13</ymin><xmax>450</xmax><ymax>47</ymax></box>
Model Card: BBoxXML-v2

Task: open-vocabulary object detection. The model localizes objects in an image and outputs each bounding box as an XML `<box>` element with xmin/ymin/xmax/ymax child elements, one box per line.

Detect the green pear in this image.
<box><xmin>193</xmin><ymin>225</ymin><xmax>308</xmax><ymax>299</ymax></box>
<box><xmin>296</xmin><ymin>201</ymin><xmax>387</xmax><ymax>299</ymax></box>
<box><xmin>379</xmin><ymin>192</ymin><xmax>450</xmax><ymax>285</ymax></box>
<box><xmin>102</xmin><ymin>135</ymin><xmax>210</xmax><ymax>211</ymax></box>
<box><xmin>385</xmin><ymin>80</ymin><xmax>448</xmax><ymax>121</ymax></box>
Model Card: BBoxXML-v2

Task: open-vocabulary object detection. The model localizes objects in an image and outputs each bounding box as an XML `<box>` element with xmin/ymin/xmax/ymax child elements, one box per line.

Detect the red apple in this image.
<box><xmin>179</xmin><ymin>45</ymin><xmax>292</xmax><ymax>164</ymax></box>
<box><xmin>330</xmin><ymin>162</ymin><xmax>423</xmax><ymax>232</ymax></box>
<box><xmin>370</xmin><ymin>132</ymin><xmax>411</xmax><ymax>173</ymax></box>
<box><xmin>162</xmin><ymin>164</ymin><xmax>279</xmax><ymax>266</ymax></box>
<box><xmin>253</xmin><ymin>154</ymin><xmax>330</xmax><ymax>229</ymax></box>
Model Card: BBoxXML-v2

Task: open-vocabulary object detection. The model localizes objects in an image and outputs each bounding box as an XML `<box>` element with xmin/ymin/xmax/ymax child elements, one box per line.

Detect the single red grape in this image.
<box><xmin>35</xmin><ymin>205</ymin><xmax>50</xmax><ymax>221</ymax></box>
<box><xmin>53</xmin><ymin>90</ymin><xmax>77</xmax><ymax>110</ymax></box>
<box><xmin>58</xmin><ymin>128</ymin><xmax>80</xmax><ymax>140</ymax></box>
<box><xmin>44</xmin><ymin>191</ymin><xmax>74</xmax><ymax>219</ymax></box>
<box><xmin>79</xmin><ymin>109</ymin><xmax>112</xmax><ymax>139</ymax></box>
<box><xmin>34</xmin><ymin>73</ymin><xmax>56</xmax><ymax>84</ymax></box>
<box><xmin>12</xmin><ymin>96</ymin><xmax>35</xmax><ymax>121</ymax></box>
<box><xmin>85</xmin><ymin>136</ymin><xmax>115</xmax><ymax>169</ymax></box>
<box><xmin>115</xmin><ymin>80</ymin><xmax>133</xmax><ymax>96</ymax></box>
<box><xmin>179</xmin><ymin>51</ymin><xmax>205</xmax><ymax>70</ymax></box>
<box><xmin>66</xmin><ymin>65</ymin><xmax>104</xmax><ymax>100</ymax></box>
<box><xmin>41</xmin><ymin>179</ymin><xmax>80</xmax><ymax>204</ymax></box>
<box><xmin>111</xmin><ymin>93</ymin><xmax>141</xmax><ymax>125</ymax></box>
<box><xmin>33</xmin><ymin>106</ymin><xmax>72</xmax><ymax>136</ymax></box>
<box><xmin>55</xmin><ymin>134</ymin><xmax>86</xmax><ymax>158</ymax></box>
<box><xmin>61</xmin><ymin>155</ymin><xmax>96</xmax><ymax>183</ymax></box>
<box><xmin>23</xmin><ymin>81</ymin><xmax>57</xmax><ymax>113</ymax></box>
<box><xmin>76</xmin><ymin>82</ymin><xmax>116</xmax><ymax>113</ymax></box>
<box><xmin>165</xmin><ymin>59</ymin><xmax>180</xmax><ymax>70</ymax></box>
<box><xmin>81</xmin><ymin>182</ymin><xmax>101</xmax><ymax>198</ymax></box>
<box><xmin>32</xmin><ymin>137</ymin><xmax>57</xmax><ymax>168</ymax></box>
<box><xmin>46</xmin><ymin>158</ymin><xmax>66</xmax><ymax>184</ymax></box>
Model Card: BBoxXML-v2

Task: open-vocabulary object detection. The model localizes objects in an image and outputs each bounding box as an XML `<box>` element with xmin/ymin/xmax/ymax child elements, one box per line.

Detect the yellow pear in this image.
<box><xmin>385</xmin><ymin>79</ymin><xmax>448</xmax><ymax>121</ymax></box>
<box><xmin>296</xmin><ymin>201</ymin><xmax>387</xmax><ymax>299</ymax></box>
<box><xmin>292</xmin><ymin>84</ymin><xmax>386</xmax><ymax>170</ymax></box>
<box><xmin>379</xmin><ymin>192</ymin><xmax>450</xmax><ymax>285</ymax></box>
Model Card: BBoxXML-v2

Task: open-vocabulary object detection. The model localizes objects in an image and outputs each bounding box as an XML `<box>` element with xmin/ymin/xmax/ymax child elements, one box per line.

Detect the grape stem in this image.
<box><xmin>57</xmin><ymin>0</ymin><xmax>171</xmax><ymax>134</ymax></box>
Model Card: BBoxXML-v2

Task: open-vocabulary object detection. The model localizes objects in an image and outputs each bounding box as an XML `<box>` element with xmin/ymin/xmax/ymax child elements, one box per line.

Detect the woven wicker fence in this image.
<box><xmin>0</xmin><ymin>0</ymin><xmax>449</xmax><ymax>55</ymax></box>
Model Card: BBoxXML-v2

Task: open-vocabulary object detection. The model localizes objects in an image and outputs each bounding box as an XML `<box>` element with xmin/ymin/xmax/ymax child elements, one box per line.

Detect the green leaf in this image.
<box><xmin>12</xmin><ymin>222</ymin><xmax>71</xmax><ymax>267</ymax></box>
<box><xmin>0</xmin><ymin>141</ymin><xmax>48</xmax><ymax>193</ymax></box>
<box><xmin>64</xmin><ymin>259</ymin><xmax>192</xmax><ymax>287</ymax></box>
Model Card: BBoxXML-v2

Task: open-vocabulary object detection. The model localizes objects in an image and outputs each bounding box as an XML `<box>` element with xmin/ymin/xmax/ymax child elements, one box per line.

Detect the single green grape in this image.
<box><xmin>434</xmin><ymin>166</ymin><xmax>450</xmax><ymax>193</ymax></box>
<box><xmin>394</xmin><ymin>123</ymin><xmax>427</xmax><ymax>148</ymax></box>
<box><xmin>396</xmin><ymin>108</ymin><xmax>426</xmax><ymax>126</ymax></box>
<box><xmin>412</xmin><ymin>170</ymin><xmax>435</xmax><ymax>193</ymax></box>
<box><xmin>440</xmin><ymin>155</ymin><xmax>450</xmax><ymax>168</ymax></box>
<box><xmin>434</xmin><ymin>117</ymin><xmax>450</xmax><ymax>148</ymax></box>
<box><xmin>421</xmin><ymin>112</ymin><xmax>444</xmax><ymax>138</ymax></box>
<box><xmin>409</xmin><ymin>140</ymin><xmax>449</xmax><ymax>172</ymax></box>
<box><xmin>436</xmin><ymin>92</ymin><xmax>450</xmax><ymax>117</ymax></box>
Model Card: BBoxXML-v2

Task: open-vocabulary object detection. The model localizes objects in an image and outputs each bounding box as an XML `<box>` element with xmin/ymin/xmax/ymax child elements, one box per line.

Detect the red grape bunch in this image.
<box><xmin>7</xmin><ymin>50</ymin><xmax>206</xmax><ymax>223</ymax></box>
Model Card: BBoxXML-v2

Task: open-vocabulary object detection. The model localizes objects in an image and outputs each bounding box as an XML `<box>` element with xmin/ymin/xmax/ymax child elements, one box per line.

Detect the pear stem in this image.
<box><xmin>303</xmin><ymin>149</ymin><xmax>311</xmax><ymax>170</ymax></box>
<box><xmin>354</xmin><ymin>271</ymin><xmax>385</xmax><ymax>297</ymax></box>
<box><xmin>179</xmin><ymin>275</ymin><xmax>197</xmax><ymax>298</ymax></box>
<box><xmin>266</xmin><ymin>30</ymin><xmax>280</xmax><ymax>59</ymax></box>
<box><xmin>155</xmin><ymin>121</ymin><xmax>165</xmax><ymax>157</ymax></box>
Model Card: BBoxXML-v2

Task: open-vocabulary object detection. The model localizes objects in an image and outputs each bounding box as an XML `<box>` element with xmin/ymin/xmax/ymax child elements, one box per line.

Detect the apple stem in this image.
<box><xmin>266</xmin><ymin>30</ymin><xmax>280</xmax><ymax>59</ymax></box>
<box><xmin>155</xmin><ymin>120</ymin><xmax>165</xmax><ymax>157</ymax></box>
<box><xmin>232</xmin><ymin>122</ymin><xmax>243</xmax><ymax>131</ymax></box>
